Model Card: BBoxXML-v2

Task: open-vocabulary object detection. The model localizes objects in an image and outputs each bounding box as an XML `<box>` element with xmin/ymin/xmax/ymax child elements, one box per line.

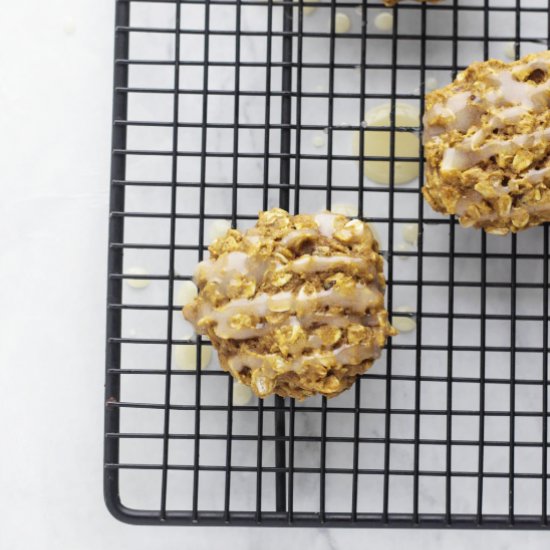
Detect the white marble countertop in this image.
<box><xmin>2</xmin><ymin>0</ymin><xmax>550</xmax><ymax>548</ymax></box>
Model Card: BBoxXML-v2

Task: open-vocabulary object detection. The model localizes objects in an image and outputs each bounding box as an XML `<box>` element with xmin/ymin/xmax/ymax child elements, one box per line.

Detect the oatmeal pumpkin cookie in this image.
<box><xmin>423</xmin><ymin>51</ymin><xmax>550</xmax><ymax>235</ymax></box>
<box><xmin>183</xmin><ymin>208</ymin><xmax>395</xmax><ymax>400</ymax></box>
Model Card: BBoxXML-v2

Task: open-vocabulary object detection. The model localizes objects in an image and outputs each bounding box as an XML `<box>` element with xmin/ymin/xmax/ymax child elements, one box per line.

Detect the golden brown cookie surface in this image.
<box><xmin>423</xmin><ymin>51</ymin><xmax>550</xmax><ymax>235</ymax></box>
<box><xmin>183</xmin><ymin>208</ymin><xmax>395</xmax><ymax>400</ymax></box>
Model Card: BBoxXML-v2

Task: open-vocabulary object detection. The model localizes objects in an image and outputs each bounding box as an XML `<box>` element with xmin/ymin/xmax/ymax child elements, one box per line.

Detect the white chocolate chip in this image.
<box><xmin>232</xmin><ymin>382</ymin><xmax>253</xmax><ymax>405</ymax></box>
<box><xmin>173</xmin><ymin>343</ymin><xmax>212</xmax><ymax>370</ymax></box>
<box><xmin>504</xmin><ymin>42</ymin><xmax>517</xmax><ymax>60</ymax></box>
<box><xmin>126</xmin><ymin>267</ymin><xmax>150</xmax><ymax>289</ymax></box>
<box><xmin>207</xmin><ymin>219</ymin><xmax>231</xmax><ymax>244</ymax></box>
<box><xmin>312</xmin><ymin>134</ymin><xmax>326</xmax><ymax>148</ymax></box>
<box><xmin>334</xmin><ymin>12</ymin><xmax>351</xmax><ymax>34</ymax></box>
<box><xmin>177</xmin><ymin>280</ymin><xmax>198</xmax><ymax>306</ymax></box>
<box><xmin>331</xmin><ymin>203</ymin><xmax>358</xmax><ymax>217</ymax></box>
<box><xmin>402</xmin><ymin>223</ymin><xmax>419</xmax><ymax>245</ymax></box>
<box><xmin>393</xmin><ymin>306</ymin><xmax>416</xmax><ymax>333</ymax></box>
<box><xmin>374</xmin><ymin>12</ymin><xmax>393</xmax><ymax>32</ymax></box>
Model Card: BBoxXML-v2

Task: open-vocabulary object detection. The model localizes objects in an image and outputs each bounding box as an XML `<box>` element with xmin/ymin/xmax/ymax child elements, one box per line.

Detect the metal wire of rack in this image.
<box><xmin>105</xmin><ymin>0</ymin><xmax>550</xmax><ymax>528</ymax></box>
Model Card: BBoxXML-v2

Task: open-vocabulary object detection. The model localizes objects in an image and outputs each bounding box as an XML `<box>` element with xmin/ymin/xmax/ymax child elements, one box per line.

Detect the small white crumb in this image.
<box><xmin>126</xmin><ymin>267</ymin><xmax>150</xmax><ymax>289</ymax></box>
<box><xmin>177</xmin><ymin>281</ymin><xmax>198</xmax><ymax>306</ymax></box>
<box><xmin>354</xmin><ymin>5</ymin><xmax>364</xmax><ymax>16</ymax></box>
<box><xmin>173</xmin><ymin>344</ymin><xmax>212</xmax><ymax>370</ymax></box>
<box><xmin>303</xmin><ymin>0</ymin><xmax>319</xmax><ymax>15</ymax></box>
<box><xmin>393</xmin><ymin>306</ymin><xmax>416</xmax><ymax>333</ymax></box>
<box><xmin>360</xmin><ymin>120</ymin><xmax>368</xmax><ymax>129</ymax></box>
<box><xmin>402</xmin><ymin>223</ymin><xmax>419</xmax><ymax>245</ymax></box>
<box><xmin>232</xmin><ymin>382</ymin><xmax>253</xmax><ymax>405</ymax></box>
<box><xmin>63</xmin><ymin>16</ymin><xmax>76</xmax><ymax>35</ymax></box>
<box><xmin>334</xmin><ymin>12</ymin><xmax>351</xmax><ymax>34</ymax></box>
<box><xmin>312</xmin><ymin>134</ymin><xmax>326</xmax><ymax>148</ymax></box>
<box><xmin>374</xmin><ymin>12</ymin><xmax>393</xmax><ymax>32</ymax></box>
<box><xmin>207</xmin><ymin>219</ymin><xmax>231</xmax><ymax>244</ymax></box>
<box><xmin>395</xmin><ymin>242</ymin><xmax>413</xmax><ymax>259</ymax></box>
<box><xmin>425</xmin><ymin>77</ymin><xmax>438</xmax><ymax>91</ymax></box>
<box><xmin>504</xmin><ymin>42</ymin><xmax>517</xmax><ymax>60</ymax></box>
<box><xmin>331</xmin><ymin>203</ymin><xmax>358</xmax><ymax>217</ymax></box>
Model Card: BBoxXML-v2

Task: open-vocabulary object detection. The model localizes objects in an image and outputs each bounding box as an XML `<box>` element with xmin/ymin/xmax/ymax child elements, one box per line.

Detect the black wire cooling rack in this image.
<box><xmin>105</xmin><ymin>0</ymin><xmax>550</xmax><ymax>528</ymax></box>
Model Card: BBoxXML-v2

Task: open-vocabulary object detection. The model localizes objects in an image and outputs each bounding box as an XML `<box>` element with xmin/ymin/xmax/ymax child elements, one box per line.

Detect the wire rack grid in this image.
<box><xmin>105</xmin><ymin>0</ymin><xmax>550</xmax><ymax>528</ymax></box>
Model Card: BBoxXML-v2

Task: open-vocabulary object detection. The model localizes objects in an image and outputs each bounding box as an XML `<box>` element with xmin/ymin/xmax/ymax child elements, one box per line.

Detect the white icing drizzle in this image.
<box><xmin>442</xmin><ymin>127</ymin><xmax>550</xmax><ymax>172</ymax></box>
<box><xmin>201</xmin><ymin>285</ymin><xmax>379</xmax><ymax>339</ymax></box>
<box><xmin>332</xmin><ymin>343</ymin><xmax>376</xmax><ymax>365</ymax></box>
<box><xmin>296</xmin><ymin>285</ymin><xmax>377</xmax><ymax>312</ymax></box>
<box><xmin>300</xmin><ymin>313</ymin><xmax>362</xmax><ymax>328</ymax></box>
<box><xmin>194</xmin><ymin>251</ymin><xmax>268</xmax><ymax>288</ymax></box>
<box><xmin>446</xmin><ymin>91</ymin><xmax>480</xmax><ymax>132</ymax></box>
<box><xmin>523</xmin><ymin>166</ymin><xmax>550</xmax><ymax>183</ymax></box>
<box><xmin>424</xmin><ymin>55</ymin><xmax>550</xmax><ymax>147</ymax></box>
<box><xmin>228</xmin><ymin>353</ymin><xmax>267</xmax><ymax>372</ymax></box>
<box><xmin>280</xmin><ymin>228</ymin><xmax>318</xmax><ymax>247</ymax></box>
<box><xmin>314</xmin><ymin>213</ymin><xmax>339</xmax><ymax>237</ymax></box>
<box><xmin>205</xmin><ymin>293</ymin><xmax>269</xmax><ymax>339</ymax></box>
<box><xmin>492</xmin><ymin>105</ymin><xmax>529</xmax><ymax>125</ymax></box>
<box><xmin>467</xmin><ymin>105</ymin><xmax>530</xmax><ymax>149</ymax></box>
<box><xmin>441</xmin><ymin>148</ymin><xmax>470</xmax><ymax>172</ymax></box>
<box><xmin>486</xmin><ymin>69</ymin><xmax>550</xmax><ymax>111</ymax></box>
<box><xmin>425</xmin><ymin>92</ymin><xmax>482</xmax><ymax>137</ymax></box>
<box><xmin>227</xmin><ymin>344</ymin><xmax>376</xmax><ymax>375</ymax></box>
<box><xmin>222</xmin><ymin>251</ymin><xmax>249</xmax><ymax>272</ymax></box>
<box><xmin>507</xmin><ymin>165</ymin><xmax>550</xmax><ymax>188</ymax></box>
<box><xmin>289</xmin><ymin>255</ymin><xmax>366</xmax><ymax>274</ymax></box>
<box><xmin>211</xmin><ymin>312</ymin><xmax>362</xmax><ymax>342</ymax></box>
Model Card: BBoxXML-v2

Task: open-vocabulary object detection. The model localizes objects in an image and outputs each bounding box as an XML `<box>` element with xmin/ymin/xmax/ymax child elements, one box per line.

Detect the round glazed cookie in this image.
<box><xmin>183</xmin><ymin>208</ymin><xmax>395</xmax><ymax>400</ymax></box>
<box><xmin>423</xmin><ymin>51</ymin><xmax>550</xmax><ymax>235</ymax></box>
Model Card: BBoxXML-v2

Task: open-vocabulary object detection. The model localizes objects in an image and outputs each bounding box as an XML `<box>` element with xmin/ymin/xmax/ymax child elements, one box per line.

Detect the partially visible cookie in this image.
<box><xmin>183</xmin><ymin>208</ymin><xmax>395</xmax><ymax>400</ymax></box>
<box><xmin>423</xmin><ymin>51</ymin><xmax>550</xmax><ymax>235</ymax></box>
<box><xmin>383</xmin><ymin>0</ymin><xmax>439</xmax><ymax>6</ymax></box>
